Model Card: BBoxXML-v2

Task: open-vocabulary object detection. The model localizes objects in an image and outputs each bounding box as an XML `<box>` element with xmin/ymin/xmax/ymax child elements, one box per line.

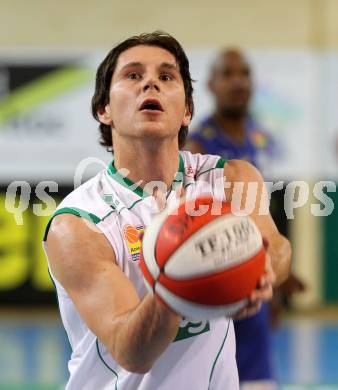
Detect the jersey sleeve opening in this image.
<box><xmin>43</xmin><ymin>207</ymin><xmax>101</xmax><ymax>242</ymax></box>
<box><xmin>215</xmin><ymin>157</ymin><xmax>228</xmax><ymax>169</ymax></box>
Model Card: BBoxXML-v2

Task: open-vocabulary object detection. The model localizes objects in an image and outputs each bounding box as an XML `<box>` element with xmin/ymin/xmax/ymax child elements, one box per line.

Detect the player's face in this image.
<box><xmin>99</xmin><ymin>45</ymin><xmax>191</xmax><ymax>144</ymax></box>
<box><xmin>209</xmin><ymin>51</ymin><xmax>252</xmax><ymax>117</ymax></box>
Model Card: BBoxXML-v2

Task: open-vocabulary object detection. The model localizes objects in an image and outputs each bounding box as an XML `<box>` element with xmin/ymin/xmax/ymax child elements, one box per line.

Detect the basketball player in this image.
<box><xmin>187</xmin><ymin>48</ymin><xmax>275</xmax><ymax>171</ymax></box>
<box><xmin>43</xmin><ymin>32</ymin><xmax>291</xmax><ymax>390</ymax></box>
<box><xmin>186</xmin><ymin>49</ymin><xmax>276</xmax><ymax>389</ymax></box>
<box><xmin>186</xmin><ymin>49</ymin><xmax>299</xmax><ymax>389</ymax></box>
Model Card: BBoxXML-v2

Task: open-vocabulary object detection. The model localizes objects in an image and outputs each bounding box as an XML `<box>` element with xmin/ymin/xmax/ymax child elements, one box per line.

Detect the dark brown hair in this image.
<box><xmin>91</xmin><ymin>31</ymin><xmax>194</xmax><ymax>151</ymax></box>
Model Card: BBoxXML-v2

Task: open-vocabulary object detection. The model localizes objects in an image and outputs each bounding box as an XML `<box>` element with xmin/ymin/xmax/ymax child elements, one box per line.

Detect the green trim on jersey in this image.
<box><xmin>175</xmin><ymin>151</ymin><xmax>185</xmax><ymax>183</ymax></box>
<box><xmin>96</xmin><ymin>338</ymin><xmax>118</xmax><ymax>390</ymax></box>
<box><xmin>172</xmin><ymin>154</ymin><xmax>184</xmax><ymax>190</ymax></box>
<box><xmin>127</xmin><ymin>198</ymin><xmax>145</xmax><ymax>211</ymax></box>
<box><xmin>43</xmin><ymin>207</ymin><xmax>101</xmax><ymax>242</ymax></box>
<box><xmin>215</xmin><ymin>157</ymin><xmax>228</xmax><ymax>169</ymax></box>
<box><xmin>196</xmin><ymin>156</ymin><xmax>228</xmax><ymax>179</ymax></box>
<box><xmin>184</xmin><ymin>182</ymin><xmax>193</xmax><ymax>190</ymax></box>
<box><xmin>101</xmin><ymin>209</ymin><xmax>117</xmax><ymax>221</ymax></box>
<box><xmin>208</xmin><ymin>319</ymin><xmax>231</xmax><ymax>389</ymax></box>
<box><xmin>107</xmin><ymin>153</ymin><xmax>185</xmax><ymax>198</ymax></box>
<box><xmin>107</xmin><ymin>160</ymin><xmax>147</xmax><ymax>199</ymax></box>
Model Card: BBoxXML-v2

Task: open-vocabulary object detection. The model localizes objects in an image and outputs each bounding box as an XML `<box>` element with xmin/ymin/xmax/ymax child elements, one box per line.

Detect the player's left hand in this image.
<box><xmin>232</xmin><ymin>240</ymin><xmax>276</xmax><ymax>320</ymax></box>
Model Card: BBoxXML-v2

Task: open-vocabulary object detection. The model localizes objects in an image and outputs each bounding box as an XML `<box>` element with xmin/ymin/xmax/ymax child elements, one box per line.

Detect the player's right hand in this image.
<box><xmin>232</xmin><ymin>242</ymin><xmax>275</xmax><ymax>320</ymax></box>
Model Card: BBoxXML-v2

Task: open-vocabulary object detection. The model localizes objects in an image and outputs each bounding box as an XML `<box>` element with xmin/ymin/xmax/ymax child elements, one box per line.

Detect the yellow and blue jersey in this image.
<box><xmin>191</xmin><ymin>115</ymin><xmax>276</xmax><ymax>171</ymax></box>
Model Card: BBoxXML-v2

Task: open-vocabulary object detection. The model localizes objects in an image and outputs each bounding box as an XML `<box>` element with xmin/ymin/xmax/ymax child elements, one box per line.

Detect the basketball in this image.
<box><xmin>140</xmin><ymin>197</ymin><xmax>266</xmax><ymax>319</ymax></box>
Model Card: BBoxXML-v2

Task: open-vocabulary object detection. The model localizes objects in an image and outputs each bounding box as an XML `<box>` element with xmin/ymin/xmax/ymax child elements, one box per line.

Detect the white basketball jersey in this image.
<box><xmin>43</xmin><ymin>151</ymin><xmax>239</xmax><ymax>390</ymax></box>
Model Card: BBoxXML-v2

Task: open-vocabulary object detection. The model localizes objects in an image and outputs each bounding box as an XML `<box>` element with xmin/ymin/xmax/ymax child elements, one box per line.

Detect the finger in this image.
<box><xmin>250</xmin><ymin>285</ymin><xmax>273</xmax><ymax>303</ymax></box>
<box><xmin>233</xmin><ymin>301</ymin><xmax>262</xmax><ymax>320</ymax></box>
<box><xmin>246</xmin><ymin>301</ymin><xmax>262</xmax><ymax>317</ymax></box>
<box><xmin>232</xmin><ymin>308</ymin><xmax>248</xmax><ymax>320</ymax></box>
<box><xmin>175</xmin><ymin>184</ymin><xmax>185</xmax><ymax>200</ymax></box>
<box><xmin>265</xmin><ymin>266</ymin><xmax>276</xmax><ymax>284</ymax></box>
<box><xmin>257</xmin><ymin>273</ymin><xmax>273</xmax><ymax>290</ymax></box>
<box><xmin>153</xmin><ymin>187</ymin><xmax>167</xmax><ymax>211</ymax></box>
<box><xmin>262</xmin><ymin>237</ymin><xmax>269</xmax><ymax>250</ymax></box>
<box><xmin>258</xmin><ymin>275</ymin><xmax>268</xmax><ymax>287</ymax></box>
<box><xmin>262</xmin><ymin>271</ymin><xmax>275</xmax><ymax>286</ymax></box>
<box><xmin>263</xmin><ymin>257</ymin><xmax>276</xmax><ymax>285</ymax></box>
<box><xmin>261</xmin><ymin>286</ymin><xmax>273</xmax><ymax>301</ymax></box>
<box><xmin>269</xmin><ymin>272</ymin><xmax>277</xmax><ymax>285</ymax></box>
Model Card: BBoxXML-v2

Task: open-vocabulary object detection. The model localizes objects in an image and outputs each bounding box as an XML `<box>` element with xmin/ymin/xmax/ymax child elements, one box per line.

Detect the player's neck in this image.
<box><xmin>113</xmin><ymin>137</ymin><xmax>180</xmax><ymax>192</ymax></box>
<box><xmin>214</xmin><ymin>113</ymin><xmax>246</xmax><ymax>143</ymax></box>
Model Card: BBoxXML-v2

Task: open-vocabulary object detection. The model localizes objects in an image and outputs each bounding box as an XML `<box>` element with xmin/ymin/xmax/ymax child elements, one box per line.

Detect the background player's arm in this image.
<box><xmin>224</xmin><ymin>160</ymin><xmax>292</xmax><ymax>287</ymax></box>
<box><xmin>46</xmin><ymin>215</ymin><xmax>181</xmax><ymax>373</ymax></box>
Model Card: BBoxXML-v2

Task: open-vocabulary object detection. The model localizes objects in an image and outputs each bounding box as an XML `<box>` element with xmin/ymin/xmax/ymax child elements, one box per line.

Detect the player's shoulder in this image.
<box><xmin>224</xmin><ymin>159</ymin><xmax>264</xmax><ymax>183</ymax></box>
<box><xmin>57</xmin><ymin>169</ymin><xmax>113</xmax><ymax>218</ymax></box>
<box><xmin>180</xmin><ymin>150</ymin><xmax>227</xmax><ymax>176</ymax></box>
<box><xmin>43</xmin><ymin>168</ymin><xmax>118</xmax><ymax>242</ymax></box>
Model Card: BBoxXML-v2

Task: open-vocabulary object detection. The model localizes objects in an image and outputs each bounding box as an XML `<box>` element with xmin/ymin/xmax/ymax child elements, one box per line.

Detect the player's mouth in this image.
<box><xmin>231</xmin><ymin>88</ymin><xmax>250</xmax><ymax>101</ymax></box>
<box><xmin>139</xmin><ymin>98</ymin><xmax>164</xmax><ymax>113</ymax></box>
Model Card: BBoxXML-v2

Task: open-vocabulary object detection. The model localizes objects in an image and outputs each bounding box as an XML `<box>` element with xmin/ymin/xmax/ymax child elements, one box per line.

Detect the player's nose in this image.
<box><xmin>142</xmin><ymin>75</ymin><xmax>160</xmax><ymax>92</ymax></box>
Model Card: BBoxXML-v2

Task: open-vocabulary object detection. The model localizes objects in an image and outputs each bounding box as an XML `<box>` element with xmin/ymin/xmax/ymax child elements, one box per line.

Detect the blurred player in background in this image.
<box><xmin>43</xmin><ymin>33</ymin><xmax>290</xmax><ymax>390</ymax></box>
<box><xmin>186</xmin><ymin>48</ymin><xmax>302</xmax><ymax>390</ymax></box>
<box><xmin>187</xmin><ymin>48</ymin><xmax>275</xmax><ymax>172</ymax></box>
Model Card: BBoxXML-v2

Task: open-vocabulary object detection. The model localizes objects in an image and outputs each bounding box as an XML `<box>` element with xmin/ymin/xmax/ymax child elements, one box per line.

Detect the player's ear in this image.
<box><xmin>182</xmin><ymin>104</ymin><xmax>192</xmax><ymax>127</ymax></box>
<box><xmin>97</xmin><ymin>105</ymin><xmax>113</xmax><ymax>126</ymax></box>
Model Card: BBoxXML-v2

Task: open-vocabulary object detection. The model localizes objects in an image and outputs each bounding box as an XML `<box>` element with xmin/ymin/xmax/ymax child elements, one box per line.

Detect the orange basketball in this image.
<box><xmin>140</xmin><ymin>197</ymin><xmax>266</xmax><ymax>319</ymax></box>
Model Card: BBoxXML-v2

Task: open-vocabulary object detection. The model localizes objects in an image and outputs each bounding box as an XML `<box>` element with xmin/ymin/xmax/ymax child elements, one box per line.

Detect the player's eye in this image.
<box><xmin>242</xmin><ymin>68</ymin><xmax>251</xmax><ymax>77</ymax></box>
<box><xmin>127</xmin><ymin>72</ymin><xmax>141</xmax><ymax>80</ymax></box>
<box><xmin>222</xmin><ymin>69</ymin><xmax>232</xmax><ymax>78</ymax></box>
<box><xmin>160</xmin><ymin>74</ymin><xmax>173</xmax><ymax>81</ymax></box>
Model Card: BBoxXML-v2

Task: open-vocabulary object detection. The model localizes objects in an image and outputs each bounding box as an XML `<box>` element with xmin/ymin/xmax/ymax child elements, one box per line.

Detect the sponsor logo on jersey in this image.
<box><xmin>103</xmin><ymin>193</ymin><xmax>125</xmax><ymax>214</ymax></box>
<box><xmin>250</xmin><ymin>130</ymin><xmax>268</xmax><ymax>149</ymax></box>
<box><xmin>123</xmin><ymin>224</ymin><xmax>144</xmax><ymax>262</ymax></box>
<box><xmin>185</xmin><ymin>164</ymin><xmax>195</xmax><ymax>177</ymax></box>
<box><xmin>201</xmin><ymin>126</ymin><xmax>215</xmax><ymax>140</ymax></box>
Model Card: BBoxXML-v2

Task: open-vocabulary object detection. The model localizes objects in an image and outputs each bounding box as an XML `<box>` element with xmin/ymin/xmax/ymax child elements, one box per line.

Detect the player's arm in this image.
<box><xmin>224</xmin><ymin>160</ymin><xmax>292</xmax><ymax>287</ymax></box>
<box><xmin>46</xmin><ymin>215</ymin><xmax>181</xmax><ymax>373</ymax></box>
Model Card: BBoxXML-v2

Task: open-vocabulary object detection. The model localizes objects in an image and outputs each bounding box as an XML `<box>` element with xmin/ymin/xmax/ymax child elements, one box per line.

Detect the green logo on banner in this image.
<box><xmin>174</xmin><ymin>319</ymin><xmax>210</xmax><ymax>342</ymax></box>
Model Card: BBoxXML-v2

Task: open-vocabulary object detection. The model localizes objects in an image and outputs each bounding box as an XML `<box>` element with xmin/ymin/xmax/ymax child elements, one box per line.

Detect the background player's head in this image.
<box><xmin>209</xmin><ymin>48</ymin><xmax>252</xmax><ymax>119</ymax></box>
<box><xmin>91</xmin><ymin>31</ymin><xmax>194</xmax><ymax>151</ymax></box>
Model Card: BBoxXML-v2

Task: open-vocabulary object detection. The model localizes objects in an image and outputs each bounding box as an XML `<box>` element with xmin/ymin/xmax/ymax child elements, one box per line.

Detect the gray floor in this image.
<box><xmin>0</xmin><ymin>310</ymin><xmax>337</xmax><ymax>389</ymax></box>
